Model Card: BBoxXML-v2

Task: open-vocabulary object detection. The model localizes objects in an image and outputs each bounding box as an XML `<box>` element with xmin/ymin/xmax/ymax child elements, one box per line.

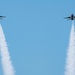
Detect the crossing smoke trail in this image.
<box><xmin>65</xmin><ymin>21</ymin><xmax>75</xmax><ymax>75</ymax></box>
<box><xmin>0</xmin><ymin>25</ymin><xmax>15</xmax><ymax>75</ymax></box>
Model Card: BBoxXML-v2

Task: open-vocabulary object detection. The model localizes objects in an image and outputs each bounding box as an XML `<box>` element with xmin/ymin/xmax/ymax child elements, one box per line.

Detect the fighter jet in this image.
<box><xmin>64</xmin><ymin>14</ymin><xmax>75</xmax><ymax>20</ymax></box>
<box><xmin>0</xmin><ymin>16</ymin><xmax>6</xmax><ymax>20</ymax></box>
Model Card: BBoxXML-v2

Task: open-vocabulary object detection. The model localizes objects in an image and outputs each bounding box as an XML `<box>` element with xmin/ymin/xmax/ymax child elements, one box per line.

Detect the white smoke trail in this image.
<box><xmin>0</xmin><ymin>24</ymin><xmax>15</xmax><ymax>75</ymax></box>
<box><xmin>65</xmin><ymin>21</ymin><xmax>75</xmax><ymax>75</ymax></box>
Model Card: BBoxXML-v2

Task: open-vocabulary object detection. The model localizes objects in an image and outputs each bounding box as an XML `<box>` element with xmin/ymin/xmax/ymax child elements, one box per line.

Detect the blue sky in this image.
<box><xmin>0</xmin><ymin>0</ymin><xmax>75</xmax><ymax>75</ymax></box>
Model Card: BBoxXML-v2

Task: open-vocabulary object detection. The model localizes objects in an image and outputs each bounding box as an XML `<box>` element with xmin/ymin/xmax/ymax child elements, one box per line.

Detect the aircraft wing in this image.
<box><xmin>0</xmin><ymin>16</ymin><xmax>6</xmax><ymax>18</ymax></box>
<box><xmin>0</xmin><ymin>16</ymin><xmax>6</xmax><ymax>20</ymax></box>
<box><xmin>74</xmin><ymin>16</ymin><xmax>75</xmax><ymax>18</ymax></box>
<box><xmin>64</xmin><ymin>17</ymin><xmax>71</xmax><ymax>19</ymax></box>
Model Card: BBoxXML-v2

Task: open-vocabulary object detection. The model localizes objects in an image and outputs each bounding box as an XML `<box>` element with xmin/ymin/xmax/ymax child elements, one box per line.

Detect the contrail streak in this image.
<box><xmin>65</xmin><ymin>21</ymin><xmax>75</xmax><ymax>75</ymax></box>
<box><xmin>0</xmin><ymin>25</ymin><xmax>15</xmax><ymax>75</ymax></box>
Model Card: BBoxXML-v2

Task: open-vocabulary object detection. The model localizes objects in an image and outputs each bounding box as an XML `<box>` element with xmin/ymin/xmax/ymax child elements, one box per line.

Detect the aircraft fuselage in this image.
<box><xmin>71</xmin><ymin>14</ymin><xmax>74</xmax><ymax>20</ymax></box>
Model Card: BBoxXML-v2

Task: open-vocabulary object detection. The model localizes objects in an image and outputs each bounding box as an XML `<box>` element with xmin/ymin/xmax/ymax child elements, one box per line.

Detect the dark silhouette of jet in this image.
<box><xmin>0</xmin><ymin>16</ymin><xmax>6</xmax><ymax>20</ymax></box>
<box><xmin>64</xmin><ymin>14</ymin><xmax>75</xmax><ymax>20</ymax></box>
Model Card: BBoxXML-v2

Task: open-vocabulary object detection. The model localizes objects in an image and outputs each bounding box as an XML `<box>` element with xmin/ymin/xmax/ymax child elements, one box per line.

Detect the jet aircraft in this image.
<box><xmin>0</xmin><ymin>16</ymin><xmax>6</xmax><ymax>20</ymax></box>
<box><xmin>64</xmin><ymin>14</ymin><xmax>75</xmax><ymax>20</ymax></box>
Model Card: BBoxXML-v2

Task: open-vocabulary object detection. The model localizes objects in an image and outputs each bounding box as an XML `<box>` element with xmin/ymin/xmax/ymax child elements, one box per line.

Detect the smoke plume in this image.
<box><xmin>65</xmin><ymin>21</ymin><xmax>75</xmax><ymax>75</ymax></box>
<box><xmin>0</xmin><ymin>25</ymin><xmax>15</xmax><ymax>75</ymax></box>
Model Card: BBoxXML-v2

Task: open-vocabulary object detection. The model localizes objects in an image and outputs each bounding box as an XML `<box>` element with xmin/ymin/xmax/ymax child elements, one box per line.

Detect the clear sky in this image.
<box><xmin>0</xmin><ymin>0</ymin><xmax>75</xmax><ymax>75</ymax></box>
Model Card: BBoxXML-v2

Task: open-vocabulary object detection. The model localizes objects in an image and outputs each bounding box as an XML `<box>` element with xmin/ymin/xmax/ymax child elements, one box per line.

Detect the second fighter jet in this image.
<box><xmin>64</xmin><ymin>14</ymin><xmax>75</xmax><ymax>20</ymax></box>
